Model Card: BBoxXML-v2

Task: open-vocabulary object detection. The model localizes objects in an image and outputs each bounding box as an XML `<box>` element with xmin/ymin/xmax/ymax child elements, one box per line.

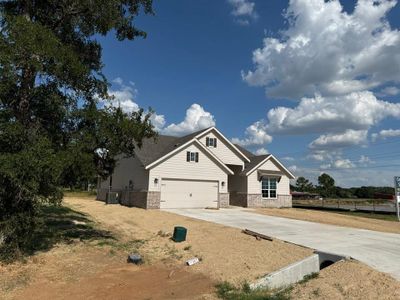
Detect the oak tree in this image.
<box><xmin>0</xmin><ymin>0</ymin><xmax>155</xmax><ymax>260</ymax></box>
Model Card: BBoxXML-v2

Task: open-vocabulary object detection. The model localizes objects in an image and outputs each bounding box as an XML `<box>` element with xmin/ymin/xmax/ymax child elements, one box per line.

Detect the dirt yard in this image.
<box><xmin>1</xmin><ymin>196</ymin><xmax>311</xmax><ymax>300</ymax></box>
<box><xmin>2</xmin><ymin>196</ymin><xmax>400</xmax><ymax>300</ymax></box>
<box><xmin>291</xmin><ymin>260</ymin><xmax>400</xmax><ymax>300</ymax></box>
<box><xmin>64</xmin><ymin>196</ymin><xmax>311</xmax><ymax>283</ymax></box>
<box><xmin>253</xmin><ymin>207</ymin><xmax>400</xmax><ymax>234</ymax></box>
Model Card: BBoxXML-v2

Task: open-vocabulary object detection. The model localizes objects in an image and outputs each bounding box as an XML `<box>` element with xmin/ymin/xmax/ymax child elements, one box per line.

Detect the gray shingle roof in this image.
<box><xmin>233</xmin><ymin>144</ymin><xmax>255</xmax><ymax>159</ymax></box>
<box><xmin>241</xmin><ymin>154</ymin><xmax>271</xmax><ymax>175</ymax></box>
<box><xmin>134</xmin><ymin>127</ymin><xmax>211</xmax><ymax>166</ymax></box>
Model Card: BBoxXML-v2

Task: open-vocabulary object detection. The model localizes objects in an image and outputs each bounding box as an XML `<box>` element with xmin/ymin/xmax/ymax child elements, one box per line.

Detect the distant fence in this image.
<box><xmin>293</xmin><ymin>198</ymin><xmax>397</xmax><ymax>214</ymax></box>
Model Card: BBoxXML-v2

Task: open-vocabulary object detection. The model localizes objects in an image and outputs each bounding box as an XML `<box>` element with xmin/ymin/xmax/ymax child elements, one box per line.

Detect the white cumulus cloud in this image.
<box><xmin>333</xmin><ymin>159</ymin><xmax>355</xmax><ymax>169</ymax></box>
<box><xmin>254</xmin><ymin>148</ymin><xmax>269</xmax><ymax>155</ymax></box>
<box><xmin>232</xmin><ymin>121</ymin><xmax>273</xmax><ymax>147</ymax></box>
<box><xmin>266</xmin><ymin>91</ymin><xmax>400</xmax><ymax>136</ymax></box>
<box><xmin>228</xmin><ymin>0</ymin><xmax>256</xmax><ymax>16</ymax></box>
<box><xmin>319</xmin><ymin>158</ymin><xmax>355</xmax><ymax>170</ymax></box>
<box><xmin>358</xmin><ymin>155</ymin><xmax>373</xmax><ymax>165</ymax></box>
<box><xmin>101</xmin><ymin>78</ymin><xmax>166</xmax><ymax>132</ymax></box>
<box><xmin>149</xmin><ymin>114</ymin><xmax>166</xmax><ymax>132</ymax></box>
<box><xmin>309</xmin><ymin>129</ymin><xmax>368</xmax><ymax>150</ymax></box>
<box><xmin>371</xmin><ymin>129</ymin><xmax>400</xmax><ymax>141</ymax></box>
<box><xmin>379</xmin><ymin>86</ymin><xmax>400</xmax><ymax>96</ymax></box>
<box><xmin>242</xmin><ymin>0</ymin><xmax>400</xmax><ymax>99</ymax></box>
<box><xmin>105</xmin><ymin>80</ymin><xmax>139</xmax><ymax>113</ymax></box>
<box><xmin>227</xmin><ymin>0</ymin><xmax>257</xmax><ymax>25</ymax></box>
<box><xmin>161</xmin><ymin>104</ymin><xmax>216</xmax><ymax>136</ymax></box>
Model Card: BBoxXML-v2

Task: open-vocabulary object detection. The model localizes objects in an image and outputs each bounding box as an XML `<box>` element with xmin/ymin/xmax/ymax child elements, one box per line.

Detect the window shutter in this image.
<box><xmin>206</xmin><ymin>137</ymin><xmax>210</xmax><ymax>146</ymax></box>
<box><xmin>214</xmin><ymin>138</ymin><xmax>217</xmax><ymax>148</ymax></box>
<box><xmin>186</xmin><ymin>151</ymin><xmax>190</xmax><ymax>162</ymax></box>
<box><xmin>195</xmin><ymin>152</ymin><xmax>199</xmax><ymax>162</ymax></box>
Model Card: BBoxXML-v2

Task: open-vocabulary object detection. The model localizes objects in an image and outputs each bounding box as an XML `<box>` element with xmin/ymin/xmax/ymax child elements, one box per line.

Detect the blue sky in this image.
<box><xmin>98</xmin><ymin>0</ymin><xmax>400</xmax><ymax>187</ymax></box>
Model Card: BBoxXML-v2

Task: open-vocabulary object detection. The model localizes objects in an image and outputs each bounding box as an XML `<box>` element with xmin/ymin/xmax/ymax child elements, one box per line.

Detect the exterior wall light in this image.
<box><xmin>154</xmin><ymin>178</ymin><xmax>159</xmax><ymax>185</ymax></box>
<box><xmin>221</xmin><ymin>181</ymin><xmax>225</xmax><ymax>187</ymax></box>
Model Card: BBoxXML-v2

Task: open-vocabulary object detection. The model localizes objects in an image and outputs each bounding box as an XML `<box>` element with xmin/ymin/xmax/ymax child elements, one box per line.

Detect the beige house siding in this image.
<box><xmin>247</xmin><ymin>158</ymin><xmax>291</xmax><ymax>196</ymax></box>
<box><xmin>99</xmin><ymin>155</ymin><xmax>148</xmax><ymax>191</ymax></box>
<box><xmin>198</xmin><ymin>131</ymin><xmax>244</xmax><ymax>167</ymax></box>
<box><xmin>148</xmin><ymin>142</ymin><xmax>228</xmax><ymax>194</ymax></box>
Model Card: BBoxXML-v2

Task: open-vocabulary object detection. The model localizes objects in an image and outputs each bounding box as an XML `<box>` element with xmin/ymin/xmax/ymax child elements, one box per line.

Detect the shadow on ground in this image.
<box><xmin>26</xmin><ymin>204</ymin><xmax>115</xmax><ymax>255</ymax></box>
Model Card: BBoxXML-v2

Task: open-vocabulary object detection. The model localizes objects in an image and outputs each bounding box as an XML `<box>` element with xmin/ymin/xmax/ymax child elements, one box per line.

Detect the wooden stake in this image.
<box><xmin>242</xmin><ymin>229</ymin><xmax>273</xmax><ymax>241</ymax></box>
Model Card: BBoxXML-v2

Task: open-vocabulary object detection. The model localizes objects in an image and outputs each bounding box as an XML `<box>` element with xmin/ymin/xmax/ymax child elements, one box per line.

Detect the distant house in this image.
<box><xmin>97</xmin><ymin>127</ymin><xmax>295</xmax><ymax>209</ymax></box>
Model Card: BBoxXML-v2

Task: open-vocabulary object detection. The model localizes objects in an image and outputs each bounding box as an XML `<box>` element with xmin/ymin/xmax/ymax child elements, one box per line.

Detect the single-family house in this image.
<box><xmin>97</xmin><ymin>127</ymin><xmax>295</xmax><ymax>209</ymax></box>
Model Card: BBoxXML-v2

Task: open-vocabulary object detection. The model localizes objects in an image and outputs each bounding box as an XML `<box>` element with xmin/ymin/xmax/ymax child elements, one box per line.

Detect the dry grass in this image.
<box><xmin>253</xmin><ymin>207</ymin><xmax>400</xmax><ymax>234</ymax></box>
<box><xmin>291</xmin><ymin>260</ymin><xmax>400</xmax><ymax>300</ymax></box>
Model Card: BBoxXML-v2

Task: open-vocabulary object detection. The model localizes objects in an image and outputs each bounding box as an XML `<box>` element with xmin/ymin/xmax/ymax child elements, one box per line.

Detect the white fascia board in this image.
<box><xmin>195</xmin><ymin>140</ymin><xmax>234</xmax><ymax>175</ymax></box>
<box><xmin>245</xmin><ymin>155</ymin><xmax>272</xmax><ymax>177</ymax></box>
<box><xmin>269</xmin><ymin>155</ymin><xmax>295</xmax><ymax>179</ymax></box>
<box><xmin>144</xmin><ymin>138</ymin><xmax>234</xmax><ymax>175</ymax></box>
<box><xmin>245</xmin><ymin>154</ymin><xmax>295</xmax><ymax>179</ymax></box>
<box><xmin>196</xmin><ymin>127</ymin><xmax>251</xmax><ymax>163</ymax></box>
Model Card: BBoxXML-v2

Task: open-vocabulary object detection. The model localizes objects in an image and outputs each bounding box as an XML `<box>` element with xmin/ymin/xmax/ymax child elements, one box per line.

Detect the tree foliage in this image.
<box><xmin>317</xmin><ymin>173</ymin><xmax>335</xmax><ymax>197</ymax></box>
<box><xmin>0</xmin><ymin>0</ymin><xmax>155</xmax><ymax>260</ymax></box>
<box><xmin>292</xmin><ymin>174</ymin><xmax>395</xmax><ymax>199</ymax></box>
<box><xmin>295</xmin><ymin>176</ymin><xmax>314</xmax><ymax>192</ymax></box>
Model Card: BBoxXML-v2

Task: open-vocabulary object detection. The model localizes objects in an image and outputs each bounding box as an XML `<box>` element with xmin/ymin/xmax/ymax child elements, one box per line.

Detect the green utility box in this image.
<box><xmin>172</xmin><ymin>226</ymin><xmax>187</xmax><ymax>242</ymax></box>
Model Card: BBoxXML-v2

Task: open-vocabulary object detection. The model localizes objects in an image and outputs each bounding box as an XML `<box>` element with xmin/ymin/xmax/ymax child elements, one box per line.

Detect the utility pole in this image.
<box><xmin>395</xmin><ymin>176</ymin><xmax>400</xmax><ymax>222</ymax></box>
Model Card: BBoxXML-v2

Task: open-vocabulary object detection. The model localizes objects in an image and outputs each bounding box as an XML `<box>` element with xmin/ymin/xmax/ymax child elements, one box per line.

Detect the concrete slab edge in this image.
<box><xmin>250</xmin><ymin>254</ymin><xmax>320</xmax><ymax>290</ymax></box>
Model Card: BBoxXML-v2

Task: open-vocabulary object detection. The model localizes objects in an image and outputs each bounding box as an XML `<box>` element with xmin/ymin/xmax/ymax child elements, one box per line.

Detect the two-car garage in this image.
<box><xmin>159</xmin><ymin>179</ymin><xmax>219</xmax><ymax>209</ymax></box>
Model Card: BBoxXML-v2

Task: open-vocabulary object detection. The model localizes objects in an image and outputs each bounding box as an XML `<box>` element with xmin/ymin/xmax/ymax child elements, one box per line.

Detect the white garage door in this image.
<box><xmin>160</xmin><ymin>179</ymin><xmax>218</xmax><ymax>209</ymax></box>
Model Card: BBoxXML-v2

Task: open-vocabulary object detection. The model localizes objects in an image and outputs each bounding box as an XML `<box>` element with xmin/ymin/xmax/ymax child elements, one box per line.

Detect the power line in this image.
<box><xmin>276</xmin><ymin>137</ymin><xmax>400</xmax><ymax>158</ymax></box>
<box><xmin>297</xmin><ymin>152</ymin><xmax>400</xmax><ymax>168</ymax></box>
<box><xmin>297</xmin><ymin>163</ymin><xmax>400</xmax><ymax>172</ymax></box>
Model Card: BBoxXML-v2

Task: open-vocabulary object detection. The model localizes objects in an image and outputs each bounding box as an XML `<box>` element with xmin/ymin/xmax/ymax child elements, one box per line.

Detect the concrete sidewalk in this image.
<box><xmin>165</xmin><ymin>208</ymin><xmax>400</xmax><ymax>280</ymax></box>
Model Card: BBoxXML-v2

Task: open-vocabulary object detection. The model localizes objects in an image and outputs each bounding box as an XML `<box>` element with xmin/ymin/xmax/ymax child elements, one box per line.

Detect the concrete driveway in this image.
<box><xmin>165</xmin><ymin>208</ymin><xmax>400</xmax><ymax>280</ymax></box>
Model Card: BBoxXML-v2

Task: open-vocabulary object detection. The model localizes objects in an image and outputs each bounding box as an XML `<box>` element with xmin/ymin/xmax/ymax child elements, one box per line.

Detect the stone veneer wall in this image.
<box><xmin>232</xmin><ymin>193</ymin><xmax>292</xmax><ymax>208</ymax></box>
<box><xmin>261</xmin><ymin>194</ymin><xmax>292</xmax><ymax>208</ymax></box>
<box><xmin>278</xmin><ymin>194</ymin><xmax>292</xmax><ymax>207</ymax></box>
<box><xmin>146</xmin><ymin>191</ymin><xmax>161</xmax><ymax>209</ymax></box>
<box><xmin>219</xmin><ymin>193</ymin><xmax>230</xmax><ymax>208</ymax></box>
<box><xmin>247</xmin><ymin>194</ymin><xmax>262</xmax><ymax>207</ymax></box>
<box><xmin>119</xmin><ymin>191</ymin><xmax>160</xmax><ymax>209</ymax></box>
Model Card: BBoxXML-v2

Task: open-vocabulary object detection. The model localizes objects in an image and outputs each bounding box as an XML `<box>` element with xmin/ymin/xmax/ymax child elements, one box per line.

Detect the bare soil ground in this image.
<box><xmin>3</xmin><ymin>196</ymin><xmax>400</xmax><ymax>299</ymax></box>
<box><xmin>291</xmin><ymin>260</ymin><xmax>400</xmax><ymax>300</ymax></box>
<box><xmin>65</xmin><ymin>196</ymin><xmax>311</xmax><ymax>283</ymax></box>
<box><xmin>1</xmin><ymin>243</ymin><xmax>215</xmax><ymax>300</ymax></box>
<box><xmin>1</xmin><ymin>196</ymin><xmax>311</xmax><ymax>300</ymax></box>
<box><xmin>253</xmin><ymin>207</ymin><xmax>400</xmax><ymax>234</ymax></box>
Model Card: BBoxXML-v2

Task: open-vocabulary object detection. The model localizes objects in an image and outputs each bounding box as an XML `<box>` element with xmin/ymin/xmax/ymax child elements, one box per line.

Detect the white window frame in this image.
<box><xmin>186</xmin><ymin>151</ymin><xmax>199</xmax><ymax>163</ymax></box>
<box><xmin>206</xmin><ymin>137</ymin><xmax>217</xmax><ymax>147</ymax></box>
<box><xmin>261</xmin><ymin>177</ymin><xmax>277</xmax><ymax>199</ymax></box>
<box><xmin>190</xmin><ymin>152</ymin><xmax>196</xmax><ymax>161</ymax></box>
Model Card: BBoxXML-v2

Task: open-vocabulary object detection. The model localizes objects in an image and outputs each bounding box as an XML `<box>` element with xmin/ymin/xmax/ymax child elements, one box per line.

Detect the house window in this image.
<box><xmin>206</xmin><ymin>137</ymin><xmax>217</xmax><ymax>147</ymax></box>
<box><xmin>186</xmin><ymin>151</ymin><xmax>199</xmax><ymax>162</ymax></box>
<box><xmin>261</xmin><ymin>177</ymin><xmax>277</xmax><ymax>198</ymax></box>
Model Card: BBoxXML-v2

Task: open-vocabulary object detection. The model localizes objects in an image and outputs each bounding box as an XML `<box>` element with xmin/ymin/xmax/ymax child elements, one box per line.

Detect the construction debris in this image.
<box><xmin>242</xmin><ymin>229</ymin><xmax>273</xmax><ymax>241</ymax></box>
<box><xmin>186</xmin><ymin>257</ymin><xmax>200</xmax><ymax>266</ymax></box>
<box><xmin>127</xmin><ymin>254</ymin><xmax>143</xmax><ymax>265</ymax></box>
